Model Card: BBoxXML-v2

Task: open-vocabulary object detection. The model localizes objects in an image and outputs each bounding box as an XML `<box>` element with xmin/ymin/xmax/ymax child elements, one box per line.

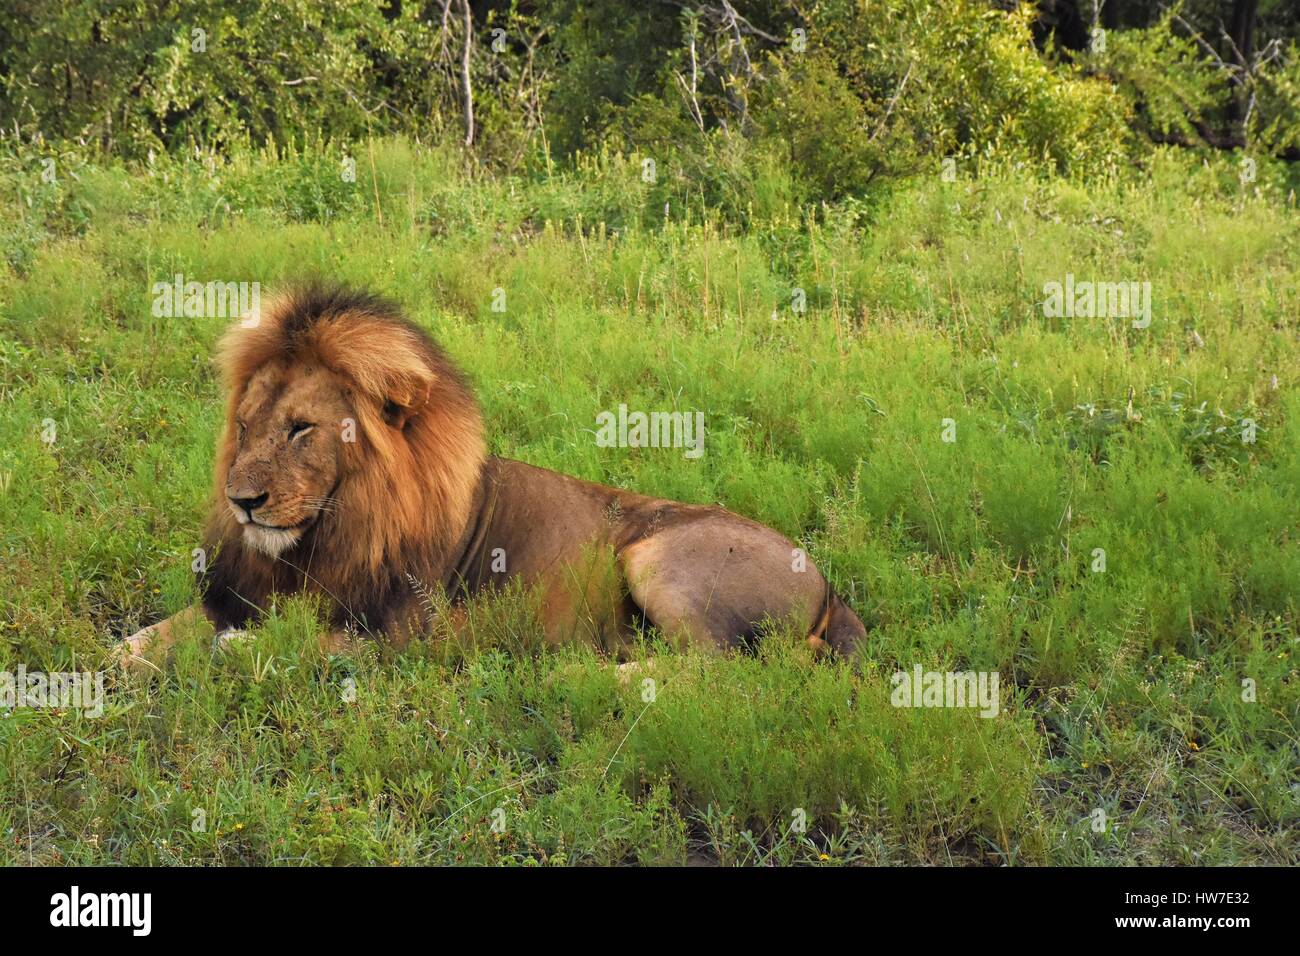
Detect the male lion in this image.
<box><xmin>122</xmin><ymin>286</ymin><xmax>865</xmax><ymax>665</ymax></box>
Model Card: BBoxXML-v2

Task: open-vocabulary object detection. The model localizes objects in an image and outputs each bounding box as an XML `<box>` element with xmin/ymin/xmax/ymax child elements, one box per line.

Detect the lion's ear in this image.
<box><xmin>382</xmin><ymin>382</ymin><xmax>431</xmax><ymax>430</ymax></box>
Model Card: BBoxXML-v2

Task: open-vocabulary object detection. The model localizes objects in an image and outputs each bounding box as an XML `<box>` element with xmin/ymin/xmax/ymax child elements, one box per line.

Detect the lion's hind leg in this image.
<box><xmin>618</xmin><ymin>510</ymin><xmax>841</xmax><ymax>656</ymax></box>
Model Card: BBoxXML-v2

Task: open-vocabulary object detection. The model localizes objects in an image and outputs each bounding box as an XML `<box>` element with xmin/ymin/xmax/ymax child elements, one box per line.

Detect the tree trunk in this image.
<box><xmin>1225</xmin><ymin>0</ymin><xmax>1257</xmax><ymax>141</ymax></box>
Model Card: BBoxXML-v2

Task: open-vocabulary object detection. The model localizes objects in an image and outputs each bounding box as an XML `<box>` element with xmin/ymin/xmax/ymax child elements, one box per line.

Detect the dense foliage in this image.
<box><xmin>3</xmin><ymin>1</ymin><xmax>1297</xmax><ymax>202</ymax></box>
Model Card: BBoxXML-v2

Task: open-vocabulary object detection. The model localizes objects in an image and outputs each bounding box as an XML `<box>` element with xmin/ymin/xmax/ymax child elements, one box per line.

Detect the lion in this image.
<box><xmin>121</xmin><ymin>285</ymin><xmax>866</xmax><ymax>666</ymax></box>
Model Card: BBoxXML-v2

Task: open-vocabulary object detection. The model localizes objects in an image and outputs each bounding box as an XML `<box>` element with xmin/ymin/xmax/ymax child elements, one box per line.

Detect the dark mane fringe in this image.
<box><xmin>198</xmin><ymin>283</ymin><xmax>486</xmax><ymax>633</ymax></box>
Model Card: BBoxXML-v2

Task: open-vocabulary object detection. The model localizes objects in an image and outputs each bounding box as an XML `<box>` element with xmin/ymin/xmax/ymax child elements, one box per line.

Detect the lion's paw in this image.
<box><xmin>212</xmin><ymin>628</ymin><xmax>251</xmax><ymax>653</ymax></box>
<box><xmin>117</xmin><ymin>622</ymin><xmax>164</xmax><ymax>672</ymax></box>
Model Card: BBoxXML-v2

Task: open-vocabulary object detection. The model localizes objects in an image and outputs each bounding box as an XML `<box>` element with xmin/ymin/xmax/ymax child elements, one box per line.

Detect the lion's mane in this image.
<box><xmin>199</xmin><ymin>285</ymin><xmax>485</xmax><ymax>631</ymax></box>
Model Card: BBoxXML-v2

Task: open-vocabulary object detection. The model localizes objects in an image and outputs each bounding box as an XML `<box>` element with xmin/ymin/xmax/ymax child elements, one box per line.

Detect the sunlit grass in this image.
<box><xmin>0</xmin><ymin>140</ymin><xmax>1296</xmax><ymax>864</ymax></box>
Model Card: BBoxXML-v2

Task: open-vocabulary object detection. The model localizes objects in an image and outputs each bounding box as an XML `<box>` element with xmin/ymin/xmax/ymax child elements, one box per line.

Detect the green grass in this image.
<box><xmin>0</xmin><ymin>139</ymin><xmax>1297</xmax><ymax>864</ymax></box>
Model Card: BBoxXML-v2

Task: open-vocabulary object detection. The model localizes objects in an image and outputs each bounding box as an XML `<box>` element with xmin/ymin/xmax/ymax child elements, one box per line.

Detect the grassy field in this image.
<box><xmin>1</xmin><ymin>139</ymin><xmax>1297</xmax><ymax>865</ymax></box>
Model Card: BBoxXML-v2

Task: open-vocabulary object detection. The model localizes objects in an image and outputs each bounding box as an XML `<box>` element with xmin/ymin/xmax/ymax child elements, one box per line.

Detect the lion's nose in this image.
<box><xmin>229</xmin><ymin>492</ymin><xmax>269</xmax><ymax>516</ymax></box>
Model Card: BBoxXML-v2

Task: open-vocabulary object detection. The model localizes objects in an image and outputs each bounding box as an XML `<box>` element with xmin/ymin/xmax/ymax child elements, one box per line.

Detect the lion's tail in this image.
<box><xmin>807</xmin><ymin>585</ymin><xmax>866</xmax><ymax>661</ymax></box>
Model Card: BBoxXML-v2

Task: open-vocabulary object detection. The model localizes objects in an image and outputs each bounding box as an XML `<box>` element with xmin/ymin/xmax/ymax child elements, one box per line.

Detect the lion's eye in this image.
<box><xmin>288</xmin><ymin>421</ymin><xmax>314</xmax><ymax>440</ymax></box>
<box><xmin>236</xmin><ymin>421</ymin><xmax>246</xmax><ymax>441</ymax></box>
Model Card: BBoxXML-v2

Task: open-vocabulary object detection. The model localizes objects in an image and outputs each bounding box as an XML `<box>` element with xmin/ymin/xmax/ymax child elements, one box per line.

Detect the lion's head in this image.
<box><xmin>200</xmin><ymin>285</ymin><xmax>485</xmax><ymax>629</ymax></box>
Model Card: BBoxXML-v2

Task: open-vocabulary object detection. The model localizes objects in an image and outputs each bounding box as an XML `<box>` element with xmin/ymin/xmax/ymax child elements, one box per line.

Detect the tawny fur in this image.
<box><xmin>122</xmin><ymin>283</ymin><xmax>866</xmax><ymax>665</ymax></box>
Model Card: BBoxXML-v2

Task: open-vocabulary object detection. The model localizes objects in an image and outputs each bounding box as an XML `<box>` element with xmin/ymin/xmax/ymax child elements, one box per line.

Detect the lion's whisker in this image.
<box><xmin>302</xmin><ymin>496</ymin><xmax>344</xmax><ymax>512</ymax></box>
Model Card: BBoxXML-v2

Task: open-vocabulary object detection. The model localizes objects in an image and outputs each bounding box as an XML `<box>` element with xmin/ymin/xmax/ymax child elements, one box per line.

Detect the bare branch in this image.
<box><xmin>459</xmin><ymin>0</ymin><xmax>474</xmax><ymax>146</ymax></box>
<box><xmin>674</xmin><ymin>24</ymin><xmax>706</xmax><ymax>133</ymax></box>
<box><xmin>868</xmin><ymin>63</ymin><xmax>912</xmax><ymax>144</ymax></box>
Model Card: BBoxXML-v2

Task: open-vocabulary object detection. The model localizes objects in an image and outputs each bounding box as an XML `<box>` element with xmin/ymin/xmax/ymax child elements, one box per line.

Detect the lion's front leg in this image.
<box><xmin>118</xmin><ymin>605</ymin><xmax>215</xmax><ymax>670</ymax></box>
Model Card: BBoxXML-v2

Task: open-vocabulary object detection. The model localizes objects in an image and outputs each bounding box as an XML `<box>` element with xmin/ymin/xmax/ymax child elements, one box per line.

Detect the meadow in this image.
<box><xmin>0</xmin><ymin>139</ymin><xmax>1297</xmax><ymax>864</ymax></box>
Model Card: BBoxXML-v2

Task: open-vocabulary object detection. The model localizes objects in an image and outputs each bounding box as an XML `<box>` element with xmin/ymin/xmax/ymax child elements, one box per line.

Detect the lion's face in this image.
<box><xmin>202</xmin><ymin>287</ymin><xmax>487</xmax><ymax>629</ymax></box>
<box><xmin>224</xmin><ymin>358</ymin><xmax>352</xmax><ymax>557</ymax></box>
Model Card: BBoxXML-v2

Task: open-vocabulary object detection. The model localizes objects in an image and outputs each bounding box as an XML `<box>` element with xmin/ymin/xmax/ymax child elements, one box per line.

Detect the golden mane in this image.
<box><xmin>200</xmin><ymin>285</ymin><xmax>485</xmax><ymax>632</ymax></box>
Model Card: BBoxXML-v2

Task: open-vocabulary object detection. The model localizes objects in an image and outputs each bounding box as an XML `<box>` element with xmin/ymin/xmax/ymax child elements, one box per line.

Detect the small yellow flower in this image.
<box><xmin>1187</xmin><ymin>740</ymin><xmax>1200</xmax><ymax>752</ymax></box>
<box><xmin>1081</xmin><ymin>762</ymin><xmax>1089</xmax><ymax>768</ymax></box>
<box><xmin>819</xmin><ymin>853</ymin><xmax>830</xmax><ymax>861</ymax></box>
<box><xmin>234</xmin><ymin>823</ymin><xmax>245</xmax><ymax>831</ymax></box>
